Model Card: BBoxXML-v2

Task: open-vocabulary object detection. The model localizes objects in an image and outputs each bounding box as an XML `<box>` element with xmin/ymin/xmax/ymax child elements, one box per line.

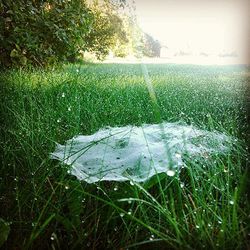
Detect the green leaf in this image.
<box><xmin>20</xmin><ymin>56</ymin><xmax>27</xmax><ymax>65</ymax></box>
<box><xmin>30</xmin><ymin>213</ymin><xmax>55</xmax><ymax>241</ymax></box>
<box><xmin>143</xmin><ymin>173</ymin><xmax>167</xmax><ymax>190</ymax></box>
<box><xmin>10</xmin><ymin>49</ymin><xmax>18</xmax><ymax>58</ymax></box>
<box><xmin>0</xmin><ymin>218</ymin><xmax>10</xmax><ymax>247</ymax></box>
<box><xmin>6</xmin><ymin>10</ymin><xmax>14</xmax><ymax>15</ymax></box>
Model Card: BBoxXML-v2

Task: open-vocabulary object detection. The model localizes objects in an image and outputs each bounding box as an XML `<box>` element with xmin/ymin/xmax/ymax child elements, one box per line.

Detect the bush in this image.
<box><xmin>0</xmin><ymin>0</ymin><xmax>93</xmax><ymax>67</ymax></box>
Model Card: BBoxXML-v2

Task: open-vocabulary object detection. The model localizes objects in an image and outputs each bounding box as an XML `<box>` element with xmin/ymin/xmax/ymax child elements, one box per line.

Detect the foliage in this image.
<box><xmin>0</xmin><ymin>0</ymin><xmax>93</xmax><ymax>67</ymax></box>
<box><xmin>0</xmin><ymin>218</ymin><xmax>10</xmax><ymax>247</ymax></box>
<box><xmin>0</xmin><ymin>0</ymin><xmax>163</xmax><ymax>67</ymax></box>
<box><xmin>84</xmin><ymin>0</ymin><xmax>128</xmax><ymax>60</ymax></box>
<box><xmin>111</xmin><ymin>16</ymin><xmax>162</xmax><ymax>59</ymax></box>
<box><xmin>142</xmin><ymin>33</ymin><xmax>161</xmax><ymax>57</ymax></box>
<box><xmin>115</xmin><ymin>16</ymin><xmax>145</xmax><ymax>58</ymax></box>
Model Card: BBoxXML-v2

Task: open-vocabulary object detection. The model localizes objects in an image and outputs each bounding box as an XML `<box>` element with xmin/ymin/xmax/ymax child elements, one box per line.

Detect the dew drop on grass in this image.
<box><xmin>127</xmin><ymin>199</ymin><xmax>132</xmax><ymax>204</ymax></box>
<box><xmin>195</xmin><ymin>225</ymin><xmax>200</xmax><ymax>229</ymax></box>
<box><xmin>180</xmin><ymin>183</ymin><xmax>185</xmax><ymax>188</ymax></box>
<box><xmin>113</xmin><ymin>186</ymin><xmax>118</xmax><ymax>191</ymax></box>
<box><xmin>62</xmin><ymin>93</ymin><xmax>65</xmax><ymax>98</ymax></box>
<box><xmin>167</xmin><ymin>170</ymin><xmax>175</xmax><ymax>177</ymax></box>
<box><xmin>149</xmin><ymin>234</ymin><xmax>155</xmax><ymax>241</ymax></box>
<box><xmin>175</xmin><ymin>153</ymin><xmax>181</xmax><ymax>158</ymax></box>
<box><xmin>120</xmin><ymin>213</ymin><xmax>125</xmax><ymax>217</ymax></box>
<box><xmin>229</xmin><ymin>200</ymin><xmax>234</xmax><ymax>205</ymax></box>
<box><xmin>65</xmin><ymin>185</ymin><xmax>69</xmax><ymax>190</ymax></box>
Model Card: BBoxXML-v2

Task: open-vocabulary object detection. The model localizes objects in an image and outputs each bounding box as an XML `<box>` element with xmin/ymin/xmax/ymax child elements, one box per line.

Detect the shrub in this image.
<box><xmin>0</xmin><ymin>0</ymin><xmax>93</xmax><ymax>67</ymax></box>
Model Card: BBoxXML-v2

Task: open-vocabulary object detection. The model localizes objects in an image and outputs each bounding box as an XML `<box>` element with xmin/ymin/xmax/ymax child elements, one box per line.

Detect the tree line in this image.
<box><xmin>0</xmin><ymin>0</ymin><xmax>161</xmax><ymax>67</ymax></box>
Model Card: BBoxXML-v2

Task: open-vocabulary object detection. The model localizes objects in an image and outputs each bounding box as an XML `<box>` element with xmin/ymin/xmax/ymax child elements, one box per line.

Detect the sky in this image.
<box><xmin>133</xmin><ymin>0</ymin><xmax>249</xmax><ymax>63</ymax></box>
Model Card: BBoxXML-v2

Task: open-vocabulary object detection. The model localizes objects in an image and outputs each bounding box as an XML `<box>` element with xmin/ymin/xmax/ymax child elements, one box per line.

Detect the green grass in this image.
<box><xmin>0</xmin><ymin>63</ymin><xmax>249</xmax><ymax>249</ymax></box>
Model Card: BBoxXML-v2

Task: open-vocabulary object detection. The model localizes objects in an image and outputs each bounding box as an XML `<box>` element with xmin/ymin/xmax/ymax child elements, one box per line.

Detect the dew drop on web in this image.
<box><xmin>166</xmin><ymin>170</ymin><xmax>175</xmax><ymax>176</ymax></box>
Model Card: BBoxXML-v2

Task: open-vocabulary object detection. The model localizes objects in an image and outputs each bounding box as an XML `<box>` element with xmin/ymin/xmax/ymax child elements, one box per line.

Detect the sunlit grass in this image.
<box><xmin>0</xmin><ymin>63</ymin><xmax>249</xmax><ymax>249</ymax></box>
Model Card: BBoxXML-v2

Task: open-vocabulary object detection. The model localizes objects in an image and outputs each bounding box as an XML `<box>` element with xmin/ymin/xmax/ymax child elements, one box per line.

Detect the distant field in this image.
<box><xmin>0</xmin><ymin>63</ymin><xmax>249</xmax><ymax>249</ymax></box>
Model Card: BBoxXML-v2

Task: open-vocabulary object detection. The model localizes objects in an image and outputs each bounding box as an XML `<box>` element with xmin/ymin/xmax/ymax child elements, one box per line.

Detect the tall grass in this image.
<box><xmin>0</xmin><ymin>63</ymin><xmax>249</xmax><ymax>249</ymax></box>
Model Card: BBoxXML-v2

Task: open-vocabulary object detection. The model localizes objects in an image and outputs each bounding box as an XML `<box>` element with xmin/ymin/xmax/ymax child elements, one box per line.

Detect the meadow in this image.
<box><xmin>0</xmin><ymin>63</ymin><xmax>249</xmax><ymax>249</ymax></box>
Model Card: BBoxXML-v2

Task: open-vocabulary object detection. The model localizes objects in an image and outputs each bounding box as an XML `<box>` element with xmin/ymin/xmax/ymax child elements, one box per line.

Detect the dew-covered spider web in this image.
<box><xmin>50</xmin><ymin>122</ymin><xmax>232</xmax><ymax>183</ymax></box>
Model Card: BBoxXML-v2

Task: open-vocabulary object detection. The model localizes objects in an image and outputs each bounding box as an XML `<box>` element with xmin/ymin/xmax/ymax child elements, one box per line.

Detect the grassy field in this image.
<box><xmin>0</xmin><ymin>63</ymin><xmax>249</xmax><ymax>249</ymax></box>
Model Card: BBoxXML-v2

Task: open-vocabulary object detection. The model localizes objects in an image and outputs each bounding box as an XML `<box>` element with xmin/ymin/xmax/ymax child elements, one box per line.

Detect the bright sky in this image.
<box><xmin>134</xmin><ymin>0</ymin><xmax>249</xmax><ymax>63</ymax></box>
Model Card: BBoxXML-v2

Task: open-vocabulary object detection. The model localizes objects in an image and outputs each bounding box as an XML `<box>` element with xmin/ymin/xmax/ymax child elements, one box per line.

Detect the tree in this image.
<box><xmin>142</xmin><ymin>33</ymin><xmax>161</xmax><ymax>57</ymax></box>
<box><xmin>0</xmin><ymin>0</ymin><xmax>161</xmax><ymax>67</ymax></box>
<box><xmin>0</xmin><ymin>0</ymin><xmax>93</xmax><ymax>67</ymax></box>
<box><xmin>84</xmin><ymin>0</ymin><xmax>128</xmax><ymax>60</ymax></box>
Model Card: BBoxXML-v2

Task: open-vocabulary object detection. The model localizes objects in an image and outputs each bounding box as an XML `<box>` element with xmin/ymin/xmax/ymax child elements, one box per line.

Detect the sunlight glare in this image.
<box><xmin>134</xmin><ymin>0</ymin><xmax>249</xmax><ymax>65</ymax></box>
